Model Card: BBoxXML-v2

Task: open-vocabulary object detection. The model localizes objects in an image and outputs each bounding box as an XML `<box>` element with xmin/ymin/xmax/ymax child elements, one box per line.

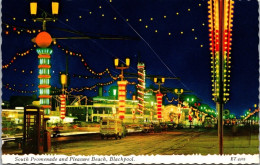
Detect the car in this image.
<box><xmin>100</xmin><ymin>118</ymin><xmax>126</xmax><ymax>140</ymax></box>
<box><xmin>142</xmin><ymin>124</ymin><xmax>154</xmax><ymax>133</ymax></box>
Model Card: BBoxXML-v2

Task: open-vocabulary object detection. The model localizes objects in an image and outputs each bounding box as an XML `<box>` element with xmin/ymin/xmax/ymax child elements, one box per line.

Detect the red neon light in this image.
<box><xmin>156</xmin><ymin>93</ymin><xmax>163</xmax><ymax>120</ymax></box>
<box><xmin>117</xmin><ymin>80</ymin><xmax>127</xmax><ymax>120</ymax></box>
<box><xmin>60</xmin><ymin>94</ymin><xmax>66</xmax><ymax>119</ymax></box>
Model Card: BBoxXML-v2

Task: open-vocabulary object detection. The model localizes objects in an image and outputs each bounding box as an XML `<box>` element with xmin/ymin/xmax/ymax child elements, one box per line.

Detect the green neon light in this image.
<box><xmin>36</xmin><ymin>48</ymin><xmax>53</xmax><ymax>55</ymax></box>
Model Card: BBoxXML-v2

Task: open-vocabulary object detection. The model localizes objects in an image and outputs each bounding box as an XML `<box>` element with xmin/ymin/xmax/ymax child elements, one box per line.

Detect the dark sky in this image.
<box><xmin>1</xmin><ymin>0</ymin><xmax>259</xmax><ymax>116</ymax></box>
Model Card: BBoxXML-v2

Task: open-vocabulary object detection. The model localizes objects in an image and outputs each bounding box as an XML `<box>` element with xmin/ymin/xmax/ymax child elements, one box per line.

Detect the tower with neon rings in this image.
<box><xmin>35</xmin><ymin>31</ymin><xmax>53</xmax><ymax>115</ymax></box>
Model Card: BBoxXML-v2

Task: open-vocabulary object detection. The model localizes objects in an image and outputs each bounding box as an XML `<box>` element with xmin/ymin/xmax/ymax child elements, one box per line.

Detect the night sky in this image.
<box><xmin>1</xmin><ymin>0</ymin><xmax>259</xmax><ymax>116</ymax></box>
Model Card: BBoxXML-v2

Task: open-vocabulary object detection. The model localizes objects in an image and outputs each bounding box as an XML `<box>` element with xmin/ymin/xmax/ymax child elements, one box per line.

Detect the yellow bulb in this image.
<box><xmin>102</xmin><ymin>14</ymin><xmax>104</xmax><ymax>17</ymax></box>
<box><xmin>24</xmin><ymin>19</ymin><xmax>26</xmax><ymax>22</ymax></box>
<box><xmin>126</xmin><ymin>19</ymin><xmax>129</xmax><ymax>21</ymax></box>
<box><xmin>150</xmin><ymin>18</ymin><xmax>153</xmax><ymax>21</ymax></box>
<box><xmin>66</xmin><ymin>19</ymin><xmax>69</xmax><ymax>21</ymax></box>
<box><xmin>89</xmin><ymin>11</ymin><xmax>92</xmax><ymax>14</ymax></box>
<box><xmin>79</xmin><ymin>16</ymin><xmax>82</xmax><ymax>19</ymax></box>
<box><xmin>199</xmin><ymin>4</ymin><xmax>201</xmax><ymax>6</ymax></box>
<box><xmin>114</xmin><ymin>17</ymin><xmax>117</xmax><ymax>20</ymax></box>
<box><xmin>201</xmin><ymin>45</ymin><xmax>203</xmax><ymax>47</ymax></box>
<box><xmin>168</xmin><ymin>33</ymin><xmax>171</xmax><ymax>35</ymax></box>
<box><xmin>139</xmin><ymin>19</ymin><xmax>142</xmax><ymax>22</ymax></box>
<box><xmin>192</xmin><ymin>29</ymin><xmax>195</xmax><ymax>31</ymax></box>
<box><xmin>99</xmin><ymin>6</ymin><xmax>102</xmax><ymax>9</ymax></box>
<box><xmin>176</xmin><ymin>12</ymin><xmax>179</xmax><ymax>15</ymax></box>
<box><xmin>164</xmin><ymin>16</ymin><xmax>166</xmax><ymax>18</ymax></box>
<box><xmin>195</xmin><ymin>37</ymin><xmax>197</xmax><ymax>40</ymax></box>
<box><xmin>145</xmin><ymin>25</ymin><xmax>148</xmax><ymax>28</ymax></box>
<box><xmin>202</xmin><ymin>23</ymin><xmax>205</xmax><ymax>26</ymax></box>
<box><xmin>155</xmin><ymin>30</ymin><xmax>158</xmax><ymax>33</ymax></box>
<box><xmin>180</xmin><ymin>31</ymin><xmax>183</xmax><ymax>34</ymax></box>
<box><xmin>13</xmin><ymin>17</ymin><xmax>16</xmax><ymax>20</ymax></box>
<box><xmin>188</xmin><ymin>9</ymin><xmax>190</xmax><ymax>11</ymax></box>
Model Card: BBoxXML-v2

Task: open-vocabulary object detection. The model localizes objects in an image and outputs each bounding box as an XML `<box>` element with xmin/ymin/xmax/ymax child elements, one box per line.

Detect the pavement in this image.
<box><xmin>2</xmin><ymin>128</ymin><xmax>259</xmax><ymax>155</ymax></box>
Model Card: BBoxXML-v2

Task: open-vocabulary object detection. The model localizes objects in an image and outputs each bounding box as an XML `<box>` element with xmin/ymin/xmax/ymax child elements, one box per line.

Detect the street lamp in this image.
<box><xmin>114</xmin><ymin>58</ymin><xmax>130</xmax><ymax>121</ymax></box>
<box><xmin>60</xmin><ymin>74</ymin><xmax>67</xmax><ymax>95</ymax></box>
<box><xmin>114</xmin><ymin>58</ymin><xmax>130</xmax><ymax>81</ymax></box>
<box><xmin>153</xmin><ymin>77</ymin><xmax>165</xmax><ymax>92</ymax></box>
<box><xmin>30</xmin><ymin>0</ymin><xmax>59</xmax><ymax>30</ymax></box>
<box><xmin>174</xmin><ymin>89</ymin><xmax>184</xmax><ymax>125</ymax></box>
<box><xmin>174</xmin><ymin>88</ymin><xmax>184</xmax><ymax>106</ymax></box>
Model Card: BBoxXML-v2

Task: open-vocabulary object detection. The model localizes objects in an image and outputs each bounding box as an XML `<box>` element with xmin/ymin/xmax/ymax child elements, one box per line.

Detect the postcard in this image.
<box><xmin>1</xmin><ymin>0</ymin><xmax>259</xmax><ymax>164</ymax></box>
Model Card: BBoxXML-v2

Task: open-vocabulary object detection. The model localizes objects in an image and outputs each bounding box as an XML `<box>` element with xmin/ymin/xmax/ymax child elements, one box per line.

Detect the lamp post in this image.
<box><xmin>30</xmin><ymin>0</ymin><xmax>59</xmax><ymax>116</ymax></box>
<box><xmin>208</xmin><ymin>0</ymin><xmax>234</xmax><ymax>155</ymax></box>
<box><xmin>174</xmin><ymin>88</ymin><xmax>184</xmax><ymax>106</ymax></box>
<box><xmin>154</xmin><ymin>77</ymin><xmax>165</xmax><ymax>123</ymax></box>
<box><xmin>174</xmin><ymin>89</ymin><xmax>184</xmax><ymax>125</ymax></box>
<box><xmin>114</xmin><ymin>58</ymin><xmax>130</xmax><ymax>121</ymax></box>
<box><xmin>184</xmin><ymin>96</ymin><xmax>196</xmax><ymax>128</ymax></box>
<box><xmin>194</xmin><ymin>102</ymin><xmax>201</xmax><ymax>126</ymax></box>
<box><xmin>29</xmin><ymin>1</ymin><xmax>59</xmax><ymax>152</ymax></box>
<box><xmin>30</xmin><ymin>0</ymin><xmax>59</xmax><ymax>31</ymax></box>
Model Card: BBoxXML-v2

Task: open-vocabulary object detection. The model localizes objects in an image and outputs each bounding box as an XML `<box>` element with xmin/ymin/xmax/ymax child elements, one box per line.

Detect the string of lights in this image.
<box><xmin>4</xmin><ymin>83</ymin><xmax>36</xmax><ymax>87</ymax></box>
<box><xmin>67</xmin><ymin>79</ymin><xmax>116</xmax><ymax>93</ymax></box>
<box><xmin>4</xmin><ymin>84</ymin><xmax>38</xmax><ymax>93</ymax></box>
<box><xmin>2</xmin><ymin>47</ymin><xmax>36</xmax><ymax>69</ymax></box>
<box><xmin>3</xmin><ymin>22</ymin><xmax>42</xmax><ymax>35</ymax></box>
<box><xmin>59</xmin><ymin>2</ymin><xmax>205</xmax><ymax>44</ymax></box>
<box><xmin>56</xmin><ymin>43</ymin><xmax>118</xmax><ymax>80</ymax></box>
<box><xmin>165</xmin><ymin>96</ymin><xmax>178</xmax><ymax>103</ymax></box>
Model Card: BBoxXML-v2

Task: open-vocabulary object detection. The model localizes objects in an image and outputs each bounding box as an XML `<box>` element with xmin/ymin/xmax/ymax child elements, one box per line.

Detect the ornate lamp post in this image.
<box><xmin>174</xmin><ymin>88</ymin><xmax>184</xmax><ymax>106</ymax></box>
<box><xmin>208</xmin><ymin>0</ymin><xmax>234</xmax><ymax>155</ymax></box>
<box><xmin>154</xmin><ymin>77</ymin><xmax>165</xmax><ymax>122</ymax></box>
<box><xmin>114</xmin><ymin>58</ymin><xmax>130</xmax><ymax>121</ymax></box>
<box><xmin>174</xmin><ymin>89</ymin><xmax>184</xmax><ymax>125</ymax></box>
<box><xmin>30</xmin><ymin>0</ymin><xmax>59</xmax><ymax>117</ymax></box>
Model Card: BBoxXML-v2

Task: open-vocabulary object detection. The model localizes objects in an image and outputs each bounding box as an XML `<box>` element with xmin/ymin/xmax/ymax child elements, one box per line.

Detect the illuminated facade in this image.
<box><xmin>137</xmin><ymin>62</ymin><xmax>146</xmax><ymax>116</ymax></box>
<box><xmin>36</xmin><ymin>48</ymin><xmax>53</xmax><ymax>115</ymax></box>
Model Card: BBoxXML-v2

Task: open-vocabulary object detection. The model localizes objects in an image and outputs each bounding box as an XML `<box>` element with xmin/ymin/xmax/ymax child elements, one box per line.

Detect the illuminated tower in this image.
<box><xmin>137</xmin><ymin>62</ymin><xmax>146</xmax><ymax>116</ymax></box>
<box><xmin>35</xmin><ymin>32</ymin><xmax>53</xmax><ymax>115</ymax></box>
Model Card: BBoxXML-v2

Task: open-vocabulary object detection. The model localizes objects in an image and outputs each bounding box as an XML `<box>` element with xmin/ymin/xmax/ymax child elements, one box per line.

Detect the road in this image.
<box><xmin>3</xmin><ymin>128</ymin><xmax>258</xmax><ymax>155</ymax></box>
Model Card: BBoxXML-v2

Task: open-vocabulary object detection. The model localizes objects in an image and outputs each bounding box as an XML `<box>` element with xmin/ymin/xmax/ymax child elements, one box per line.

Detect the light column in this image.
<box><xmin>137</xmin><ymin>62</ymin><xmax>146</xmax><ymax>116</ymax></box>
<box><xmin>118</xmin><ymin>80</ymin><xmax>127</xmax><ymax>120</ymax></box>
<box><xmin>36</xmin><ymin>48</ymin><xmax>53</xmax><ymax>115</ymax></box>
<box><xmin>60</xmin><ymin>95</ymin><xmax>66</xmax><ymax>119</ymax></box>
<box><xmin>156</xmin><ymin>93</ymin><xmax>163</xmax><ymax>121</ymax></box>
